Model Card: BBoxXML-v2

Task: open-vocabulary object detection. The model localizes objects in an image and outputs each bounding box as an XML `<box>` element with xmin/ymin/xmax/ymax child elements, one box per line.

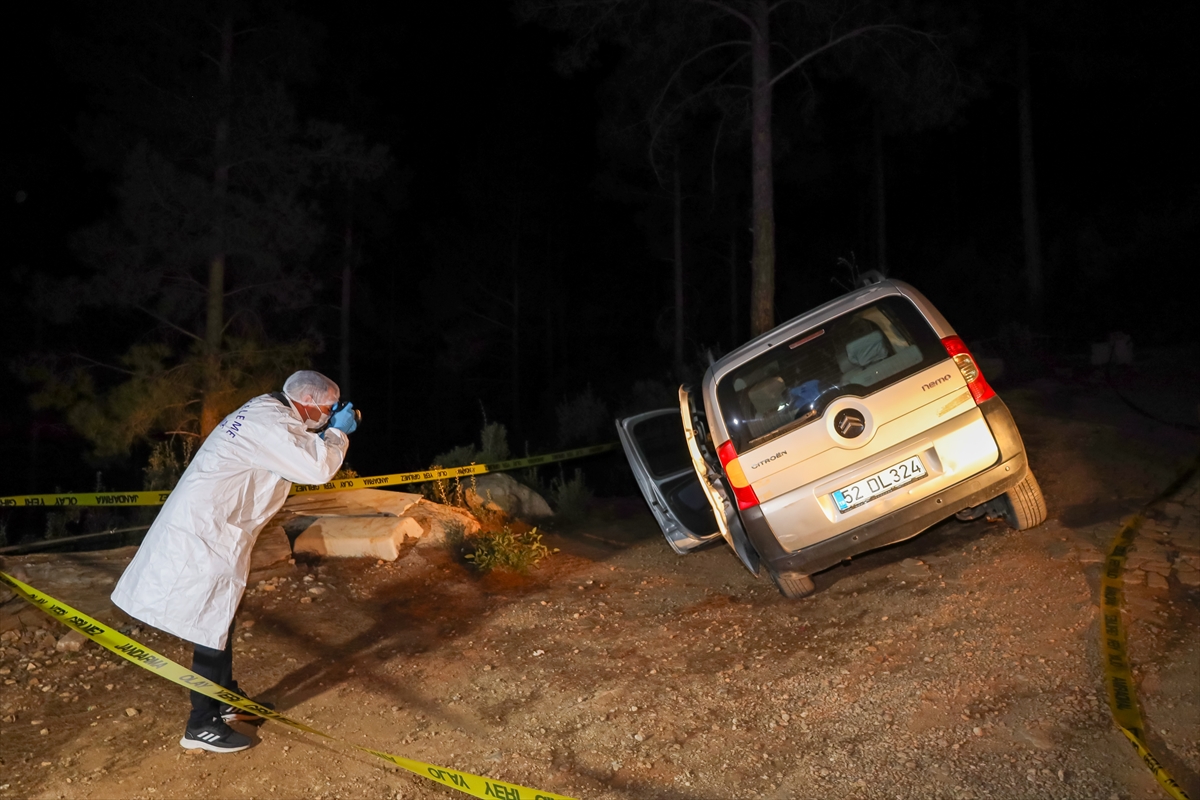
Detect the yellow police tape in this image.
<box><xmin>0</xmin><ymin>570</ymin><xmax>576</xmax><ymax>800</ymax></box>
<box><xmin>1098</xmin><ymin>457</ymin><xmax>1199</xmax><ymax>800</ymax></box>
<box><xmin>0</xmin><ymin>444</ymin><xmax>620</xmax><ymax>508</ymax></box>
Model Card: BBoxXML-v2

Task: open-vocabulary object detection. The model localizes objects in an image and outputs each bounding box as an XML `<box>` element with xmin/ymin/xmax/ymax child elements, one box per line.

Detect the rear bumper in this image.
<box><xmin>741</xmin><ymin>395</ymin><xmax>1029</xmax><ymax>578</ymax></box>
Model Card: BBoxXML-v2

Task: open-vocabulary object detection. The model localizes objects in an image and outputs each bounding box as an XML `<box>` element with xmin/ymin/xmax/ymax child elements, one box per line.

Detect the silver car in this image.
<box><xmin>617</xmin><ymin>276</ymin><xmax>1046</xmax><ymax>597</ymax></box>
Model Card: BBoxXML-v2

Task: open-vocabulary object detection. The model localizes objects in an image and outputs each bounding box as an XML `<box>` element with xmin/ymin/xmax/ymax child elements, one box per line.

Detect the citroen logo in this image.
<box><xmin>833</xmin><ymin>408</ymin><xmax>866</xmax><ymax>439</ymax></box>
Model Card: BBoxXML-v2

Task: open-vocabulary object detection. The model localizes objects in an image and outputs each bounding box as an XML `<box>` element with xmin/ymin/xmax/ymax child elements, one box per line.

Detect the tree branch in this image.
<box><xmin>475</xmin><ymin>282</ymin><xmax>516</xmax><ymax>311</ymax></box>
<box><xmin>709</xmin><ymin>111</ymin><xmax>726</xmax><ymax>197</ymax></box>
<box><xmin>465</xmin><ymin>308</ymin><xmax>511</xmax><ymax>331</ymax></box>
<box><xmin>648</xmin><ymin>38</ymin><xmax>750</xmax><ymax>140</ymax></box>
<box><xmin>648</xmin><ymin>49</ymin><xmax>749</xmax><ymax>180</ymax></box>
<box><xmin>70</xmin><ymin>353</ymin><xmax>136</xmax><ymax>377</ymax></box>
<box><xmin>135</xmin><ymin>304</ymin><xmax>205</xmax><ymax>343</ymax></box>
<box><xmin>692</xmin><ymin>0</ymin><xmax>756</xmax><ymax>32</ymax></box>
<box><xmin>768</xmin><ymin>24</ymin><xmax>923</xmax><ymax>89</ymax></box>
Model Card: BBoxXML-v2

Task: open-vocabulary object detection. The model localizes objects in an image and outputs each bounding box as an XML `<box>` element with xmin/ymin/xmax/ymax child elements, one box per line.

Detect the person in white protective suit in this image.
<box><xmin>111</xmin><ymin>370</ymin><xmax>359</xmax><ymax>753</ymax></box>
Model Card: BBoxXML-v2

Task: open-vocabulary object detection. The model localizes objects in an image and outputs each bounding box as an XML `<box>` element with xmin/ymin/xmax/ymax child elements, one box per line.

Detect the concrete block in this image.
<box><xmin>280</xmin><ymin>489</ymin><xmax>422</xmax><ymax>519</ymax></box>
<box><xmin>293</xmin><ymin>516</ymin><xmax>424</xmax><ymax>561</ymax></box>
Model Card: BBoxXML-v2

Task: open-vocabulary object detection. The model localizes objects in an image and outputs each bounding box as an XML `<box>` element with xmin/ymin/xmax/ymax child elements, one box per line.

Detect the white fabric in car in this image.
<box><xmin>842</xmin><ymin>344</ymin><xmax>923</xmax><ymax>387</ymax></box>
<box><xmin>845</xmin><ymin>330</ymin><xmax>889</xmax><ymax>367</ymax></box>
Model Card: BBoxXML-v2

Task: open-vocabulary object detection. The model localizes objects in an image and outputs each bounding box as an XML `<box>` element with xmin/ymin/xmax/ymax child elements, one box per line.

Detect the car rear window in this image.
<box><xmin>716</xmin><ymin>296</ymin><xmax>945</xmax><ymax>452</ymax></box>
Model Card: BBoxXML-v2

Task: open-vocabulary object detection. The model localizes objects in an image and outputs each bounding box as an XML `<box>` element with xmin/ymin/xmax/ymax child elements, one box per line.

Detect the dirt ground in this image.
<box><xmin>2</xmin><ymin>363</ymin><xmax>1199</xmax><ymax>800</ymax></box>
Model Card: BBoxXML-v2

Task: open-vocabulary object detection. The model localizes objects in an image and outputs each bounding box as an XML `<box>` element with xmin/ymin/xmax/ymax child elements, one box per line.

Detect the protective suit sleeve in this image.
<box><xmin>255</xmin><ymin>418</ymin><xmax>349</xmax><ymax>486</ymax></box>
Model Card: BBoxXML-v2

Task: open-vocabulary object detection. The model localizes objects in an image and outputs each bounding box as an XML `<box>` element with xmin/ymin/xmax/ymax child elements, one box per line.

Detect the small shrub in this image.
<box><xmin>550</xmin><ymin>468</ymin><xmax>593</xmax><ymax>522</ymax></box>
<box><xmin>465</xmin><ymin>526</ymin><xmax>551</xmax><ymax>573</ymax></box>
<box><xmin>430</xmin><ymin>443</ymin><xmax>478</xmax><ymax>469</ymax></box>
<box><xmin>441</xmin><ymin>517</ymin><xmax>470</xmax><ymax>557</ymax></box>
<box><xmin>426</xmin><ymin>466</ymin><xmax>471</xmax><ymax>508</ymax></box>
<box><xmin>478</xmin><ymin>421</ymin><xmax>511</xmax><ymax>463</ymax></box>
<box><xmin>44</xmin><ymin>491</ymin><xmax>81</xmax><ymax>541</ymax></box>
<box><xmin>143</xmin><ymin>436</ymin><xmax>195</xmax><ymax>491</ymax></box>
<box><xmin>556</xmin><ymin>386</ymin><xmax>609</xmax><ymax>446</ymax></box>
<box><xmin>426</xmin><ymin>418</ymin><xmax>512</xmax><ymax>508</ymax></box>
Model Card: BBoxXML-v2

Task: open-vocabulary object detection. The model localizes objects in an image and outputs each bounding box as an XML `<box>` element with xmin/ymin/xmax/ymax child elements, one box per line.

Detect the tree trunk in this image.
<box><xmin>1016</xmin><ymin>5</ymin><xmax>1043</xmax><ymax>322</ymax></box>
<box><xmin>673</xmin><ymin>149</ymin><xmax>684</xmax><ymax>375</ymax></box>
<box><xmin>544</xmin><ymin>236</ymin><xmax>556</xmax><ymax>392</ymax></box>
<box><xmin>339</xmin><ymin>181</ymin><xmax>354</xmax><ymax>398</ymax></box>
<box><xmin>729</xmin><ymin>229</ymin><xmax>738</xmax><ymax>348</ymax></box>
<box><xmin>748</xmin><ymin>0</ymin><xmax>776</xmax><ymax>336</ymax></box>
<box><xmin>386</xmin><ymin>255</ymin><xmax>396</xmax><ymax>453</ymax></box>
<box><xmin>200</xmin><ymin>15</ymin><xmax>233</xmax><ymax>438</ymax></box>
<box><xmin>511</xmin><ymin>227</ymin><xmax>521</xmax><ymax>438</ymax></box>
<box><xmin>872</xmin><ymin>106</ymin><xmax>888</xmax><ymax>274</ymax></box>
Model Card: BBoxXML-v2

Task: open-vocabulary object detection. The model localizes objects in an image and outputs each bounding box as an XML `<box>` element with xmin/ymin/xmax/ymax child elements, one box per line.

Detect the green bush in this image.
<box><xmin>143</xmin><ymin>436</ymin><xmax>196</xmax><ymax>491</ymax></box>
<box><xmin>556</xmin><ymin>386</ymin><xmax>609</xmax><ymax>446</ymax></box>
<box><xmin>550</xmin><ymin>468</ymin><xmax>593</xmax><ymax>522</ymax></box>
<box><xmin>464</xmin><ymin>526</ymin><xmax>551</xmax><ymax>573</ymax></box>
<box><xmin>426</xmin><ymin>418</ymin><xmax>513</xmax><ymax>508</ymax></box>
<box><xmin>478</xmin><ymin>421</ymin><xmax>511</xmax><ymax>463</ymax></box>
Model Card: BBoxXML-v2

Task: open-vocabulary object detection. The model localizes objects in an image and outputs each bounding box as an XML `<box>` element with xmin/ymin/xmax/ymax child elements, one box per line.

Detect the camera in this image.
<box><xmin>332</xmin><ymin>400</ymin><xmax>362</xmax><ymax>423</ymax></box>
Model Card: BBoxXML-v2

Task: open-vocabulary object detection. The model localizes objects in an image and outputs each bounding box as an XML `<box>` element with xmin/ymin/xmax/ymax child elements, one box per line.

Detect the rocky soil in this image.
<box><xmin>1</xmin><ymin>371</ymin><xmax>1198</xmax><ymax>800</ymax></box>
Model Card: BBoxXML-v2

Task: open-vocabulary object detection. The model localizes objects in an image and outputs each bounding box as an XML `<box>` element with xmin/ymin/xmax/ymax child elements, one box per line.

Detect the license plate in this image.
<box><xmin>832</xmin><ymin>455</ymin><xmax>927</xmax><ymax>512</ymax></box>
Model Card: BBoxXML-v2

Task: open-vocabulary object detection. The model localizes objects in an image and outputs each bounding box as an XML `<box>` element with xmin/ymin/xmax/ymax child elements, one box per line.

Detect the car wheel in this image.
<box><xmin>770</xmin><ymin>570</ymin><xmax>816</xmax><ymax>599</ymax></box>
<box><xmin>1000</xmin><ymin>470</ymin><xmax>1047</xmax><ymax>531</ymax></box>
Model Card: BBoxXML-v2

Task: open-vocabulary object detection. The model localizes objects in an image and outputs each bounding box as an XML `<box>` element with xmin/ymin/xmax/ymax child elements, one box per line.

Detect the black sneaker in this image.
<box><xmin>180</xmin><ymin>717</ymin><xmax>252</xmax><ymax>753</ymax></box>
<box><xmin>220</xmin><ymin>693</ymin><xmax>275</xmax><ymax>723</ymax></box>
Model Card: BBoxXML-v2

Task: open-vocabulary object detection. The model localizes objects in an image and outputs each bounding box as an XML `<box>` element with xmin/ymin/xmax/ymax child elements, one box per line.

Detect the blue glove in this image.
<box><xmin>329</xmin><ymin>402</ymin><xmax>358</xmax><ymax>435</ymax></box>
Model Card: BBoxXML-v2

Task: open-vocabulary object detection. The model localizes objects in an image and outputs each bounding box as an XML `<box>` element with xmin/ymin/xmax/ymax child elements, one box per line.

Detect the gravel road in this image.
<box><xmin>2</xmin><ymin>376</ymin><xmax>1197</xmax><ymax>800</ymax></box>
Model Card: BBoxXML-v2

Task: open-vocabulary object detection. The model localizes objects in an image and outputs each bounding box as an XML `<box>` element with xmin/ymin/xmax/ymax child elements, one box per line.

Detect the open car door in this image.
<box><xmin>615</xmin><ymin>409</ymin><xmax>724</xmax><ymax>554</ymax></box>
<box><xmin>679</xmin><ymin>386</ymin><xmax>761</xmax><ymax>575</ymax></box>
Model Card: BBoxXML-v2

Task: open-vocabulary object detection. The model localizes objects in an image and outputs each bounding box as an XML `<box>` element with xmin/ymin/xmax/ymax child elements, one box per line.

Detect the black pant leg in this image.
<box><xmin>188</xmin><ymin>620</ymin><xmax>236</xmax><ymax>727</ymax></box>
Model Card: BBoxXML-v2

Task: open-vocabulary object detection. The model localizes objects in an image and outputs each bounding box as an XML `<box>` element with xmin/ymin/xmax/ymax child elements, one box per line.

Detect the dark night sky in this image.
<box><xmin>5</xmin><ymin>0</ymin><xmax>1199</xmax><ymax>503</ymax></box>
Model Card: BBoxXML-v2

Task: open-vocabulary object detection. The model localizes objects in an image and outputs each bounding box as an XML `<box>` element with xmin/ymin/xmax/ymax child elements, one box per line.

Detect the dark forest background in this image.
<box><xmin>4</xmin><ymin>0</ymin><xmax>1197</xmax><ymax>541</ymax></box>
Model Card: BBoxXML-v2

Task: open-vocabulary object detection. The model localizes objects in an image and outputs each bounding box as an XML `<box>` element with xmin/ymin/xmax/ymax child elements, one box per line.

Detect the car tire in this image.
<box><xmin>1001</xmin><ymin>470</ymin><xmax>1047</xmax><ymax>531</ymax></box>
<box><xmin>770</xmin><ymin>570</ymin><xmax>816</xmax><ymax>599</ymax></box>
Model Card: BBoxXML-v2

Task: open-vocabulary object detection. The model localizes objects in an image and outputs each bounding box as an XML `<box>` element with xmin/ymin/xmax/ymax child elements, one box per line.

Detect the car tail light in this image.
<box><xmin>717</xmin><ymin>440</ymin><xmax>761</xmax><ymax>510</ymax></box>
<box><xmin>941</xmin><ymin>336</ymin><xmax>996</xmax><ymax>404</ymax></box>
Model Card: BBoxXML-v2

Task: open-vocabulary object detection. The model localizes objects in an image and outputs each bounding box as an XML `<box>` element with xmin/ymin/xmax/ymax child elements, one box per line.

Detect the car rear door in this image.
<box><xmin>679</xmin><ymin>386</ymin><xmax>761</xmax><ymax>575</ymax></box>
<box><xmin>615</xmin><ymin>409</ymin><xmax>724</xmax><ymax>553</ymax></box>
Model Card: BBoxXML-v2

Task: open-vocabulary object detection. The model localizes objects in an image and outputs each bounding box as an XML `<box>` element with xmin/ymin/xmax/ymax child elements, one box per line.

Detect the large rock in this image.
<box><xmin>294</xmin><ymin>516</ymin><xmax>424</xmax><ymax>561</ymax></box>
<box><xmin>465</xmin><ymin>474</ymin><xmax>553</xmax><ymax>520</ymax></box>
<box><xmin>56</xmin><ymin>630</ymin><xmax>88</xmax><ymax>652</ymax></box>
<box><xmin>250</xmin><ymin>525</ymin><xmax>292</xmax><ymax>572</ymax></box>
<box><xmin>403</xmin><ymin>500</ymin><xmax>481</xmax><ymax>548</ymax></box>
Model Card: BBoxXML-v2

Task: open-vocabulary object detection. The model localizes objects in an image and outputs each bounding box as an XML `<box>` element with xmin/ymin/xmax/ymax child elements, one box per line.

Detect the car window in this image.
<box><xmin>630</xmin><ymin>412</ymin><xmax>692</xmax><ymax>479</ymax></box>
<box><xmin>716</xmin><ymin>296</ymin><xmax>945</xmax><ymax>452</ymax></box>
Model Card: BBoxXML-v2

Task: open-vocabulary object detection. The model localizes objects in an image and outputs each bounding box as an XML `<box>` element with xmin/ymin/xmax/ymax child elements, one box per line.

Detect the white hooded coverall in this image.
<box><xmin>112</xmin><ymin>394</ymin><xmax>348</xmax><ymax>649</ymax></box>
